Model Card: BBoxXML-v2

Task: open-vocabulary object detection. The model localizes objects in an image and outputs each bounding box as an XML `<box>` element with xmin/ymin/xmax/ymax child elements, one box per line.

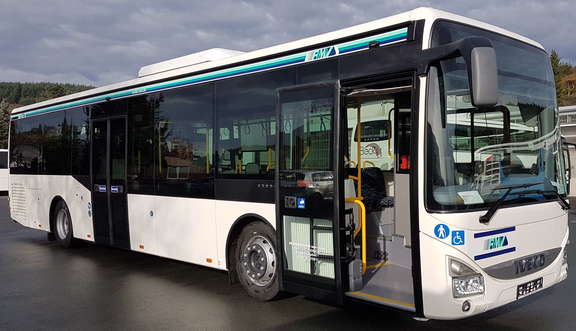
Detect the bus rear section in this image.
<box><xmin>0</xmin><ymin>149</ymin><xmax>8</xmax><ymax>192</ymax></box>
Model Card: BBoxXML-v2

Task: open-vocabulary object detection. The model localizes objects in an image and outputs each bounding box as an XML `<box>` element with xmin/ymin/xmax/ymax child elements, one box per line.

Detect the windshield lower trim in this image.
<box><xmin>423</xmin><ymin>193</ymin><xmax>566</xmax><ymax>214</ymax></box>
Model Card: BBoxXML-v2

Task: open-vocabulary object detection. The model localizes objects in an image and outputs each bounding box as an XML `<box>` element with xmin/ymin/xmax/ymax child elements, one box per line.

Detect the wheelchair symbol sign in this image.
<box><xmin>452</xmin><ymin>230</ymin><xmax>465</xmax><ymax>246</ymax></box>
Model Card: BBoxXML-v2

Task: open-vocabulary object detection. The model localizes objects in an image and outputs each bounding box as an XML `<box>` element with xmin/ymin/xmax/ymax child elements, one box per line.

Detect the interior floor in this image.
<box><xmin>346</xmin><ymin>235</ymin><xmax>414</xmax><ymax>311</ymax></box>
<box><xmin>346</xmin><ymin>262</ymin><xmax>415</xmax><ymax>311</ymax></box>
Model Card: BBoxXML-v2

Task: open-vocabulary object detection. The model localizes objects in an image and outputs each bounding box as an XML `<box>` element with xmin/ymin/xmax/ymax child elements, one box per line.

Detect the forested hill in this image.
<box><xmin>0</xmin><ymin>82</ymin><xmax>94</xmax><ymax>148</ymax></box>
<box><xmin>0</xmin><ymin>82</ymin><xmax>94</xmax><ymax>107</ymax></box>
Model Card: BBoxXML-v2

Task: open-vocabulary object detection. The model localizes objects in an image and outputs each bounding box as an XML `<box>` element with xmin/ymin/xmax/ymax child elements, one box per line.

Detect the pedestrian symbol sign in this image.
<box><xmin>434</xmin><ymin>224</ymin><xmax>450</xmax><ymax>239</ymax></box>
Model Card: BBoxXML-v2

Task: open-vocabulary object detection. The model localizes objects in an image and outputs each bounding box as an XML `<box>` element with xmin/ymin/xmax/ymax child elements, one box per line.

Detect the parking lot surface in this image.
<box><xmin>1</xmin><ymin>197</ymin><xmax>575</xmax><ymax>330</ymax></box>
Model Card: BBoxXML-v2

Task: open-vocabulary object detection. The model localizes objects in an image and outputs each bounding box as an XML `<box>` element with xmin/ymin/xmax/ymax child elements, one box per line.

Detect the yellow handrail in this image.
<box><xmin>236</xmin><ymin>159</ymin><xmax>243</xmax><ymax>174</ymax></box>
<box><xmin>343</xmin><ymin>107</ymin><xmax>368</xmax><ymax>273</ymax></box>
<box><xmin>206</xmin><ymin>132</ymin><xmax>210</xmax><ymax>174</ymax></box>
<box><xmin>266</xmin><ymin>147</ymin><xmax>275</xmax><ymax>171</ymax></box>
<box><xmin>345</xmin><ymin>197</ymin><xmax>366</xmax><ymax>274</ymax></box>
<box><xmin>363</xmin><ymin>160</ymin><xmax>376</xmax><ymax>168</ymax></box>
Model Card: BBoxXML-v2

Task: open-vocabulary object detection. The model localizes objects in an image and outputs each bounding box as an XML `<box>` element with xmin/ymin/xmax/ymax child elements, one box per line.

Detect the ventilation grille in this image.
<box><xmin>10</xmin><ymin>182</ymin><xmax>27</xmax><ymax>221</ymax></box>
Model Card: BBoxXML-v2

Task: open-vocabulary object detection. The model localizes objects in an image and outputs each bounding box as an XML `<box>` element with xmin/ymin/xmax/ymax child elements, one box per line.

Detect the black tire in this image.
<box><xmin>47</xmin><ymin>232</ymin><xmax>56</xmax><ymax>242</ymax></box>
<box><xmin>236</xmin><ymin>222</ymin><xmax>280</xmax><ymax>301</ymax></box>
<box><xmin>52</xmin><ymin>200</ymin><xmax>75</xmax><ymax>248</ymax></box>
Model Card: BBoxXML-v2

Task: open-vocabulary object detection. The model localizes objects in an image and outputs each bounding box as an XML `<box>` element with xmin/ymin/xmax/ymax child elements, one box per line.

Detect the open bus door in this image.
<box><xmin>276</xmin><ymin>82</ymin><xmax>347</xmax><ymax>303</ymax></box>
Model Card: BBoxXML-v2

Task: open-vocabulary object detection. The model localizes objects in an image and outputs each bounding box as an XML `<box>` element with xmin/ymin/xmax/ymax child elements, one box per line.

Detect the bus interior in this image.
<box><xmin>343</xmin><ymin>83</ymin><xmax>415</xmax><ymax>309</ymax></box>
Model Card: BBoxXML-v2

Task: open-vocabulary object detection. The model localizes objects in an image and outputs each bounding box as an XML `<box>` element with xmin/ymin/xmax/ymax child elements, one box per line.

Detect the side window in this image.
<box><xmin>0</xmin><ymin>151</ymin><xmax>8</xmax><ymax>169</ymax></box>
<box><xmin>296</xmin><ymin>60</ymin><xmax>337</xmax><ymax>84</ymax></box>
<box><xmin>41</xmin><ymin>111</ymin><xmax>69</xmax><ymax>175</ymax></box>
<box><xmin>127</xmin><ymin>97</ymin><xmax>155</xmax><ymax>194</ymax></box>
<box><xmin>69</xmin><ymin>107</ymin><xmax>90</xmax><ymax>176</ymax></box>
<box><xmin>216</xmin><ymin>69</ymin><xmax>295</xmax><ymax>178</ymax></box>
<box><xmin>155</xmin><ymin>84</ymin><xmax>214</xmax><ymax>197</ymax></box>
<box><xmin>10</xmin><ymin>116</ymin><xmax>42</xmax><ymax>174</ymax></box>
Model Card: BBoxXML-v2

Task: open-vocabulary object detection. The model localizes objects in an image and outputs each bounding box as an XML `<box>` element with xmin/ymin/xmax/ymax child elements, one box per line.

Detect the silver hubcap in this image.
<box><xmin>56</xmin><ymin>209</ymin><xmax>69</xmax><ymax>239</ymax></box>
<box><xmin>241</xmin><ymin>234</ymin><xmax>276</xmax><ymax>287</ymax></box>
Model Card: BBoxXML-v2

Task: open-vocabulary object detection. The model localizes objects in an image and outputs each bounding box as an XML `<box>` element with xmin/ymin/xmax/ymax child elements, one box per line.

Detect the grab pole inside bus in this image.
<box><xmin>345</xmin><ymin>105</ymin><xmax>367</xmax><ymax>273</ymax></box>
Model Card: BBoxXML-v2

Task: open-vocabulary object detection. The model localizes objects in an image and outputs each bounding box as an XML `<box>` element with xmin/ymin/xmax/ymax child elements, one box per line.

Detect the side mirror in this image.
<box><xmin>470</xmin><ymin>47</ymin><xmax>498</xmax><ymax>106</ymax></box>
<box><xmin>563</xmin><ymin>143</ymin><xmax>573</xmax><ymax>195</ymax></box>
<box><xmin>419</xmin><ymin>37</ymin><xmax>499</xmax><ymax>108</ymax></box>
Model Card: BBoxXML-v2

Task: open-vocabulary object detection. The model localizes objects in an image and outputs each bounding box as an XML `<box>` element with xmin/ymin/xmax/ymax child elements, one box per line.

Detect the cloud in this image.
<box><xmin>0</xmin><ymin>0</ymin><xmax>574</xmax><ymax>86</ymax></box>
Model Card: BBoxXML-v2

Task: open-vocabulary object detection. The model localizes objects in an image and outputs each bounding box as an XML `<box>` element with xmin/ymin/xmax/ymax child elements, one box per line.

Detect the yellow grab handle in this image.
<box><xmin>345</xmin><ymin>160</ymin><xmax>357</xmax><ymax>168</ymax></box>
<box><xmin>345</xmin><ymin>197</ymin><xmax>367</xmax><ymax>274</ymax></box>
<box><xmin>363</xmin><ymin>160</ymin><xmax>376</xmax><ymax>168</ymax></box>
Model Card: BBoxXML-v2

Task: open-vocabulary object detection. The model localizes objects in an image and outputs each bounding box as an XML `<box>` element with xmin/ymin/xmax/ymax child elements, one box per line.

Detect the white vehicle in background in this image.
<box><xmin>0</xmin><ymin>149</ymin><xmax>8</xmax><ymax>192</ymax></box>
<box><xmin>348</xmin><ymin>98</ymin><xmax>395</xmax><ymax>172</ymax></box>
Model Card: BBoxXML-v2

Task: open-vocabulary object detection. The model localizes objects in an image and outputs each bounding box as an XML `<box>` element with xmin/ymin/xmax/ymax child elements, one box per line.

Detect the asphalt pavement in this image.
<box><xmin>0</xmin><ymin>196</ymin><xmax>575</xmax><ymax>330</ymax></box>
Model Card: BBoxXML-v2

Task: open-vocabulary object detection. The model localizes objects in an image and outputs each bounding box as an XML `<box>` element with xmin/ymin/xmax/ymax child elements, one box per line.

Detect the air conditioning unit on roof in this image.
<box><xmin>138</xmin><ymin>48</ymin><xmax>245</xmax><ymax>78</ymax></box>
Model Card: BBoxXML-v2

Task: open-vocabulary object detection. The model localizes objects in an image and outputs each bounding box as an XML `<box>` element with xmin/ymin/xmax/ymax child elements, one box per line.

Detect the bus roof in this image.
<box><xmin>12</xmin><ymin>7</ymin><xmax>544</xmax><ymax>116</ymax></box>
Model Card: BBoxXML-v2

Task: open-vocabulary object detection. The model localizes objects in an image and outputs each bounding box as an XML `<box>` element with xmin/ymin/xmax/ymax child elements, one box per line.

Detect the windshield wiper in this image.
<box><xmin>479</xmin><ymin>182</ymin><xmax>542</xmax><ymax>224</ymax></box>
<box><xmin>514</xmin><ymin>189</ymin><xmax>570</xmax><ymax>211</ymax></box>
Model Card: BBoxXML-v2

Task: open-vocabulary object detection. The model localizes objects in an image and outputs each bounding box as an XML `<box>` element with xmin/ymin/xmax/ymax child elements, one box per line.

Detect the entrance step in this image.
<box><xmin>346</xmin><ymin>262</ymin><xmax>415</xmax><ymax>311</ymax></box>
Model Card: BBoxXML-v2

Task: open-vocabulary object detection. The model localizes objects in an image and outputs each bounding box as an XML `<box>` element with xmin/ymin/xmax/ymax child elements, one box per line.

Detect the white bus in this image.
<box><xmin>8</xmin><ymin>7</ymin><xmax>569</xmax><ymax>320</ymax></box>
<box><xmin>0</xmin><ymin>149</ymin><xmax>8</xmax><ymax>192</ymax></box>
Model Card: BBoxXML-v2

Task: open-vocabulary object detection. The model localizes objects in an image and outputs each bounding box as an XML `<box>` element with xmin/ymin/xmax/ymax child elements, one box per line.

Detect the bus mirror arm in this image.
<box><xmin>418</xmin><ymin>36</ymin><xmax>499</xmax><ymax>108</ymax></box>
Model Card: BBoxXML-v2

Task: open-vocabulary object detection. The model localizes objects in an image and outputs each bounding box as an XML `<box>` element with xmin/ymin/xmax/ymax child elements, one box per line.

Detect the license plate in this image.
<box><xmin>517</xmin><ymin>277</ymin><xmax>543</xmax><ymax>299</ymax></box>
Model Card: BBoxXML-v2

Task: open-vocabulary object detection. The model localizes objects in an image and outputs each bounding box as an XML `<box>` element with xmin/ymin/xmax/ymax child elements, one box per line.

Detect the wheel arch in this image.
<box><xmin>225</xmin><ymin>213</ymin><xmax>276</xmax><ymax>280</ymax></box>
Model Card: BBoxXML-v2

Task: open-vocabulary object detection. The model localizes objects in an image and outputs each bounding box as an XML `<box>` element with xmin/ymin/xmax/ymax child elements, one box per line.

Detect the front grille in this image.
<box><xmin>483</xmin><ymin>248</ymin><xmax>561</xmax><ymax>280</ymax></box>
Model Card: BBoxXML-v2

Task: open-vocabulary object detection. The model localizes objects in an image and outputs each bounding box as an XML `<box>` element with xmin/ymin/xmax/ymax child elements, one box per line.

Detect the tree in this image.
<box><xmin>0</xmin><ymin>99</ymin><xmax>11</xmax><ymax>148</ymax></box>
<box><xmin>550</xmin><ymin>50</ymin><xmax>575</xmax><ymax>105</ymax></box>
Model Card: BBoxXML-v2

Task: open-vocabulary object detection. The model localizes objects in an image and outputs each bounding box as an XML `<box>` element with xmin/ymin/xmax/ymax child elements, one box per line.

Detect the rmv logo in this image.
<box><xmin>306</xmin><ymin>46</ymin><xmax>338</xmax><ymax>62</ymax></box>
<box><xmin>487</xmin><ymin>236</ymin><xmax>508</xmax><ymax>250</ymax></box>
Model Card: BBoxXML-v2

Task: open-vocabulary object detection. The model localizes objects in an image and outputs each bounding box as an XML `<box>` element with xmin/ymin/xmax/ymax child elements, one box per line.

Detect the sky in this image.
<box><xmin>0</xmin><ymin>0</ymin><xmax>574</xmax><ymax>87</ymax></box>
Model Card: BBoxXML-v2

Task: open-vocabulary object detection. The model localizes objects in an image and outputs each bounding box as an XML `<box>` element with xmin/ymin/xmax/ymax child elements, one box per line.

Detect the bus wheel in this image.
<box><xmin>53</xmin><ymin>200</ymin><xmax>75</xmax><ymax>248</ymax></box>
<box><xmin>236</xmin><ymin>222</ymin><xmax>280</xmax><ymax>301</ymax></box>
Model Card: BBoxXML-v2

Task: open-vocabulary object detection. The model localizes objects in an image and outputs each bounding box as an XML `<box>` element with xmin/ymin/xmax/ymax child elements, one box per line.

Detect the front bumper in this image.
<box><xmin>420</xmin><ymin>228</ymin><xmax>569</xmax><ymax>320</ymax></box>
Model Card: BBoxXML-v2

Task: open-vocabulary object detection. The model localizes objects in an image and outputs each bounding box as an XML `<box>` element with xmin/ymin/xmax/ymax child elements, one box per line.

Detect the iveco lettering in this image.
<box><xmin>8</xmin><ymin>7</ymin><xmax>569</xmax><ymax>320</ymax></box>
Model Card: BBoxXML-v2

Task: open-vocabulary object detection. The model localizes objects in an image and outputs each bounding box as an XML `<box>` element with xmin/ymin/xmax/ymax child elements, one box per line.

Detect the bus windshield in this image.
<box><xmin>426</xmin><ymin>21</ymin><xmax>566</xmax><ymax>211</ymax></box>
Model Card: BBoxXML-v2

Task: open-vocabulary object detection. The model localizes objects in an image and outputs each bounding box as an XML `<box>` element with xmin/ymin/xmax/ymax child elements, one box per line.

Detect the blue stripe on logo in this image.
<box><xmin>474</xmin><ymin>247</ymin><xmax>516</xmax><ymax>260</ymax></box>
<box><xmin>474</xmin><ymin>226</ymin><xmax>516</xmax><ymax>238</ymax></box>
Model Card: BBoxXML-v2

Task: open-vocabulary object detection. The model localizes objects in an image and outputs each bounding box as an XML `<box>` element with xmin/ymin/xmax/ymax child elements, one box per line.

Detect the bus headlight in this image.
<box><xmin>449</xmin><ymin>257</ymin><xmax>485</xmax><ymax>298</ymax></box>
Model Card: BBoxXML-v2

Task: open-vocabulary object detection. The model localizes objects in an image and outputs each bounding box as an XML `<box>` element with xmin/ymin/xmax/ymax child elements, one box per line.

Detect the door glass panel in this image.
<box><xmin>110</xmin><ymin>118</ymin><xmax>126</xmax><ymax>182</ymax></box>
<box><xmin>92</xmin><ymin>121</ymin><xmax>107</xmax><ymax>184</ymax></box>
<box><xmin>279</xmin><ymin>86</ymin><xmax>336</xmax><ymax>280</ymax></box>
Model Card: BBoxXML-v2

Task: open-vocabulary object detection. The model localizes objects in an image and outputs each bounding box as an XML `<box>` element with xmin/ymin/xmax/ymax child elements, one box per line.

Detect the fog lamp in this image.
<box><xmin>462</xmin><ymin>300</ymin><xmax>471</xmax><ymax>312</ymax></box>
<box><xmin>449</xmin><ymin>257</ymin><xmax>485</xmax><ymax>298</ymax></box>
